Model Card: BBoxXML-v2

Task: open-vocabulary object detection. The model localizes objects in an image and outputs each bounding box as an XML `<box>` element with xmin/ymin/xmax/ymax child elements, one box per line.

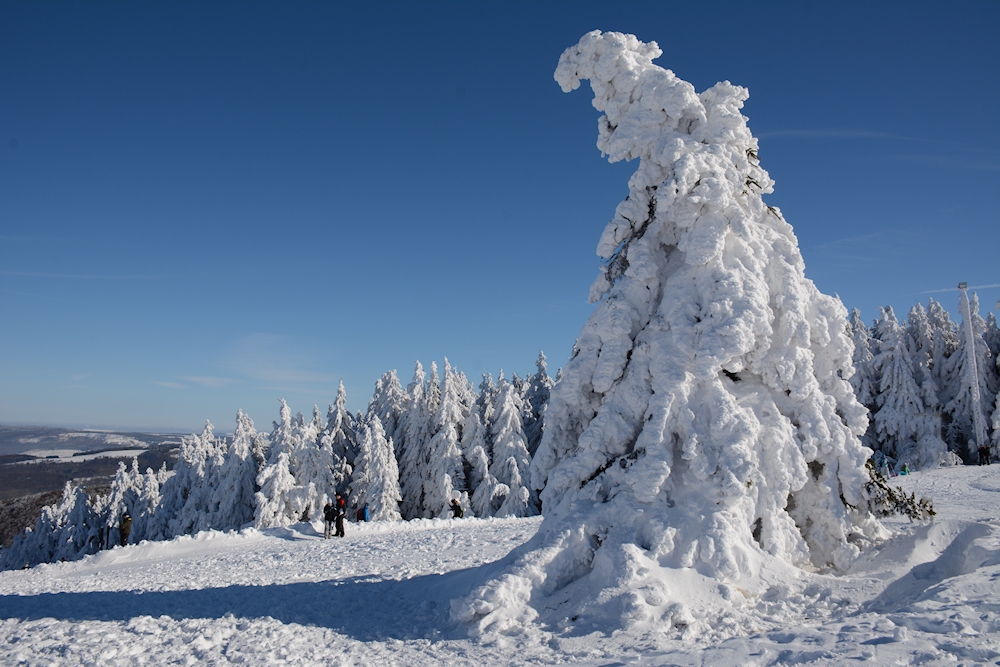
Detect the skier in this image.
<box><xmin>357</xmin><ymin>503</ymin><xmax>370</xmax><ymax>522</ymax></box>
<box><xmin>334</xmin><ymin>493</ymin><xmax>346</xmax><ymax>537</ymax></box>
<box><xmin>450</xmin><ymin>499</ymin><xmax>464</xmax><ymax>519</ymax></box>
<box><xmin>119</xmin><ymin>512</ymin><xmax>132</xmax><ymax>547</ymax></box>
<box><xmin>323</xmin><ymin>501</ymin><xmax>336</xmax><ymax>539</ymax></box>
<box><xmin>979</xmin><ymin>444</ymin><xmax>991</xmax><ymax>466</ymax></box>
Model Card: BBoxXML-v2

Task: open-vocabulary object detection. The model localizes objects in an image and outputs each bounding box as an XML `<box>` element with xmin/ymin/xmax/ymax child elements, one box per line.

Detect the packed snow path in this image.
<box><xmin>3</xmin><ymin>465</ymin><xmax>1000</xmax><ymax>665</ymax></box>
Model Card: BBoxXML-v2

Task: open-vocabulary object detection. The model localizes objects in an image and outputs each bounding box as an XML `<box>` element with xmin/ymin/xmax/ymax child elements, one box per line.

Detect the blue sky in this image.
<box><xmin>2</xmin><ymin>2</ymin><xmax>998</xmax><ymax>432</ymax></box>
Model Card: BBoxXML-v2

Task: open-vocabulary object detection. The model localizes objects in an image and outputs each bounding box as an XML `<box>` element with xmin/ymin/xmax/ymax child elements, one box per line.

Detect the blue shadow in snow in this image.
<box><xmin>0</xmin><ymin>568</ymin><xmax>481</xmax><ymax>641</ymax></box>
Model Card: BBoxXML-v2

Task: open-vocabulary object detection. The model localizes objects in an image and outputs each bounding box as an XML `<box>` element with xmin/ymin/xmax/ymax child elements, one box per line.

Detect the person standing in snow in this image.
<box><xmin>450</xmin><ymin>499</ymin><xmax>464</xmax><ymax>519</ymax></box>
<box><xmin>323</xmin><ymin>501</ymin><xmax>336</xmax><ymax>539</ymax></box>
<box><xmin>334</xmin><ymin>493</ymin><xmax>346</xmax><ymax>537</ymax></box>
<box><xmin>119</xmin><ymin>512</ymin><xmax>132</xmax><ymax>547</ymax></box>
<box><xmin>357</xmin><ymin>503</ymin><xmax>370</xmax><ymax>522</ymax></box>
<box><xmin>979</xmin><ymin>444</ymin><xmax>991</xmax><ymax>465</ymax></box>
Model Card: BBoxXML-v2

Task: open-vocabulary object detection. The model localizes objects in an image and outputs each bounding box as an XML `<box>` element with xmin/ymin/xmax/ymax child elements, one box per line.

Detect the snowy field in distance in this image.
<box><xmin>2</xmin><ymin>465</ymin><xmax>1000</xmax><ymax>666</ymax></box>
<box><xmin>18</xmin><ymin>449</ymin><xmax>149</xmax><ymax>462</ymax></box>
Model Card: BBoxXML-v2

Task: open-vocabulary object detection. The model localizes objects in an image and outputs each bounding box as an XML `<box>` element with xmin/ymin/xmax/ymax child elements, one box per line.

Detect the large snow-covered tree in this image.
<box><xmin>454</xmin><ymin>31</ymin><xmax>883</xmax><ymax>635</ymax></box>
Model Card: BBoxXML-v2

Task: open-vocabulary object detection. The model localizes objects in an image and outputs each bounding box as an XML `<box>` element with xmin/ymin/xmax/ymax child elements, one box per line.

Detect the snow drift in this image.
<box><xmin>453</xmin><ymin>30</ymin><xmax>885</xmax><ymax>637</ymax></box>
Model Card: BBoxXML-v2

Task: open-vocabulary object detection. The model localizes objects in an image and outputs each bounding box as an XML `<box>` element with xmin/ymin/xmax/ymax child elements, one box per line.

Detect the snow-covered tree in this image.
<box><xmin>847</xmin><ymin>309</ymin><xmax>877</xmax><ymax>450</ymax></box>
<box><xmin>129</xmin><ymin>465</ymin><xmax>162</xmax><ymax>542</ymax></box>
<box><xmin>203</xmin><ymin>409</ymin><xmax>259</xmax><ymax>531</ymax></box>
<box><xmin>461</xmin><ymin>409</ymin><xmax>504</xmax><ymax>518</ymax></box>
<box><xmin>927</xmin><ymin>298</ymin><xmax>959</xmax><ymax>406</ymax></box>
<box><xmin>323</xmin><ymin>382</ymin><xmax>358</xmax><ymax>467</ymax></box>
<box><xmin>351</xmin><ymin>415</ymin><xmax>402</xmax><ymax>521</ymax></box>
<box><xmin>906</xmin><ymin>303</ymin><xmax>941</xmax><ymax>410</ymax></box>
<box><xmin>254</xmin><ymin>400</ymin><xmax>305</xmax><ymax>528</ymax></box>
<box><xmin>942</xmin><ymin>292</ymin><xmax>996</xmax><ymax>461</ymax></box>
<box><xmin>488</xmin><ymin>375</ymin><xmax>537</xmax><ymax>517</ymax></box>
<box><xmin>848</xmin><ymin>310</ymin><xmax>876</xmax><ymax>407</ymax></box>
<box><xmin>293</xmin><ymin>405</ymin><xmax>339</xmax><ymax>520</ymax></box>
<box><xmin>422</xmin><ymin>359</ymin><xmax>469</xmax><ymax>518</ymax></box>
<box><xmin>167</xmin><ymin>420</ymin><xmax>224</xmax><ymax>537</ymax></box>
<box><xmin>398</xmin><ymin>362</ymin><xmax>431</xmax><ymax>519</ymax></box>
<box><xmin>455</xmin><ymin>31</ymin><xmax>883</xmax><ymax>634</ymax></box>
<box><xmin>104</xmin><ymin>458</ymin><xmax>143</xmax><ymax>543</ymax></box>
<box><xmin>871</xmin><ymin>306</ymin><xmax>947</xmax><ymax>469</ymax></box>
<box><xmin>524</xmin><ymin>352</ymin><xmax>554</xmax><ymax>457</ymax></box>
<box><xmin>367</xmin><ymin>369</ymin><xmax>410</xmax><ymax>458</ymax></box>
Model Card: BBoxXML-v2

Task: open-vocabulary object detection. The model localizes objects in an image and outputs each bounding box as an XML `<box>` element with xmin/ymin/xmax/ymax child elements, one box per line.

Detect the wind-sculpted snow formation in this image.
<box><xmin>453</xmin><ymin>30</ymin><xmax>886</xmax><ymax>637</ymax></box>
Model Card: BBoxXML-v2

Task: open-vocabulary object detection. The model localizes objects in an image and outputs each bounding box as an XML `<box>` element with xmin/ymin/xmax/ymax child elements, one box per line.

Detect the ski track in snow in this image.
<box><xmin>3</xmin><ymin>466</ymin><xmax>1000</xmax><ymax>665</ymax></box>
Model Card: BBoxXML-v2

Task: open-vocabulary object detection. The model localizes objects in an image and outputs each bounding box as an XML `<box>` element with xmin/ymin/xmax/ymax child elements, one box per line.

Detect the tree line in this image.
<box><xmin>849</xmin><ymin>292</ymin><xmax>1000</xmax><ymax>469</ymax></box>
<box><xmin>6</xmin><ymin>286</ymin><xmax>997</xmax><ymax>571</ymax></box>
<box><xmin>0</xmin><ymin>355</ymin><xmax>554</xmax><ymax>570</ymax></box>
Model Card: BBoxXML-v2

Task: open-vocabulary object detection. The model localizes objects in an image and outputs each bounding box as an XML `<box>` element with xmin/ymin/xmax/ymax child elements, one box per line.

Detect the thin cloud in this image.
<box><xmin>0</xmin><ymin>287</ymin><xmax>60</xmax><ymax>300</ymax></box>
<box><xmin>178</xmin><ymin>376</ymin><xmax>238</xmax><ymax>388</ymax></box>
<box><xmin>223</xmin><ymin>333</ymin><xmax>337</xmax><ymax>386</ymax></box>
<box><xmin>759</xmin><ymin>129</ymin><xmax>915</xmax><ymax>141</ymax></box>
<box><xmin>153</xmin><ymin>381</ymin><xmax>185</xmax><ymax>389</ymax></box>
<box><xmin>878</xmin><ymin>153</ymin><xmax>1000</xmax><ymax>172</ymax></box>
<box><xmin>0</xmin><ymin>271</ymin><xmax>164</xmax><ymax>280</ymax></box>
<box><xmin>758</xmin><ymin>129</ymin><xmax>999</xmax><ymax>155</ymax></box>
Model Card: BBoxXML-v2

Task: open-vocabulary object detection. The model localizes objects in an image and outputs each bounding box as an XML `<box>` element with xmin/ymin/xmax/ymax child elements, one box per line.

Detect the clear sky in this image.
<box><xmin>2</xmin><ymin>2</ymin><xmax>998</xmax><ymax>432</ymax></box>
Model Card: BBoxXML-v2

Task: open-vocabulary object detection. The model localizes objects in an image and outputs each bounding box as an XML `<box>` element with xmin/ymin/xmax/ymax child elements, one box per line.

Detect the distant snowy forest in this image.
<box><xmin>2</xmin><ymin>289</ymin><xmax>998</xmax><ymax>571</ymax></box>
<box><xmin>1</xmin><ymin>355</ymin><xmax>553</xmax><ymax>569</ymax></box>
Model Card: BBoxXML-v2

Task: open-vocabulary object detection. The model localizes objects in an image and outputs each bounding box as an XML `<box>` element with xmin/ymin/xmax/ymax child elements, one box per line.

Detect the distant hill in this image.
<box><xmin>0</xmin><ymin>425</ymin><xmax>184</xmax><ymax>501</ymax></box>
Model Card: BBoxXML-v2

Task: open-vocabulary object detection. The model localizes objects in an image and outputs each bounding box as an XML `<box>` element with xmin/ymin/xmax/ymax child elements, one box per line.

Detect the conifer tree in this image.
<box><xmin>294</xmin><ymin>405</ymin><xmax>338</xmax><ymax>520</ymax></box>
<box><xmin>367</xmin><ymin>369</ymin><xmax>410</xmax><ymax>458</ymax></box>
<box><xmin>524</xmin><ymin>352</ymin><xmax>554</xmax><ymax>457</ymax></box>
<box><xmin>943</xmin><ymin>292</ymin><xmax>996</xmax><ymax>460</ymax></box>
<box><xmin>871</xmin><ymin>307</ymin><xmax>947</xmax><ymax>469</ymax></box>
<box><xmin>847</xmin><ymin>309</ymin><xmax>877</xmax><ymax>450</ymax></box>
<box><xmin>423</xmin><ymin>359</ymin><xmax>470</xmax><ymax>518</ymax></box>
<box><xmin>927</xmin><ymin>298</ymin><xmax>959</xmax><ymax>407</ymax></box>
<box><xmin>456</xmin><ymin>31</ymin><xmax>883</xmax><ymax>634</ymax></box>
<box><xmin>488</xmin><ymin>376</ymin><xmax>537</xmax><ymax>517</ymax></box>
<box><xmin>323</xmin><ymin>382</ymin><xmax>358</xmax><ymax>467</ymax></box>
<box><xmin>461</xmin><ymin>409</ymin><xmax>504</xmax><ymax>517</ymax></box>
<box><xmin>351</xmin><ymin>415</ymin><xmax>402</xmax><ymax>521</ymax></box>
<box><xmin>398</xmin><ymin>362</ymin><xmax>430</xmax><ymax>519</ymax></box>
<box><xmin>205</xmin><ymin>409</ymin><xmax>260</xmax><ymax>531</ymax></box>
<box><xmin>254</xmin><ymin>400</ymin><xmax>305</xmax><ymax>527</ymax></box>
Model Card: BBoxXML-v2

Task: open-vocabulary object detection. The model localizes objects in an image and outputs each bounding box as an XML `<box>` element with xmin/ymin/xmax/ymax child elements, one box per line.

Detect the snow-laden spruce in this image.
<box><xmin>942</xmin><ymin>292</ymin><xmax>997</xmax><ymax>461</ymax></box>
<box><xmin>870</xmin><ymin>306</ymin><xmax>948</xmax><ymax>469</ymax></box>
<box><xmin>453</xmin><ymin>31</ymin><xmax>884</xmax><ymax>635</ymax></box>
<box><xmin>351</xmin><ymin>415</ymin><xmax>402</xmax><ymax>521</ymax></box>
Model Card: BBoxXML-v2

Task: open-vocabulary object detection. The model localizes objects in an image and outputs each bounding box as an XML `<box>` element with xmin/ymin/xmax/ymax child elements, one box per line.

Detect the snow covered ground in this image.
<box><xmin>18</xmin><ymin>449</ymin><xmax>148</xmax><ymax>463</ymax></box>
<box><xmin>2</xmin><ymin>465</ymin><xmax>1000</xmax><ymax>665</ymax></box>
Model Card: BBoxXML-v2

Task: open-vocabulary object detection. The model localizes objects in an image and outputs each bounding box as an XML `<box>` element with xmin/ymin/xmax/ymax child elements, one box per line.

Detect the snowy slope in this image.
<box><xmin>3</xmin><ymin>465</ymin><xmax>1000</xmax><ymax>665</ymax></box>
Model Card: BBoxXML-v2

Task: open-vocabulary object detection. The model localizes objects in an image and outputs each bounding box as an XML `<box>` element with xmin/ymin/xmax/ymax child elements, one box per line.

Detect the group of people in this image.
<box><xmin>323</xmin><ymin>494</ymin><xmax>348</xmax><ymax>539</ymax></box>
<box><xmin>321</xmin><ymin>496</ymin><xmax>465</xmax><ymax>538</ymax></box>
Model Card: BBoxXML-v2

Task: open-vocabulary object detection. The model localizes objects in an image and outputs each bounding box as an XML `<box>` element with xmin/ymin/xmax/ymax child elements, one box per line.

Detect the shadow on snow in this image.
<box><xmin>0</xmin><ymin>567</ymin><xmax>485</xmax><ymax>641</ymax></box>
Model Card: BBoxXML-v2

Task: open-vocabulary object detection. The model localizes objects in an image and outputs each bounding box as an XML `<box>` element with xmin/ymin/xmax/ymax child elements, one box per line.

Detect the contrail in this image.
<box><xmin>918</xmin><ymin>283</ymin><xmax>1000</xmax><ymax>295</ymax></box>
